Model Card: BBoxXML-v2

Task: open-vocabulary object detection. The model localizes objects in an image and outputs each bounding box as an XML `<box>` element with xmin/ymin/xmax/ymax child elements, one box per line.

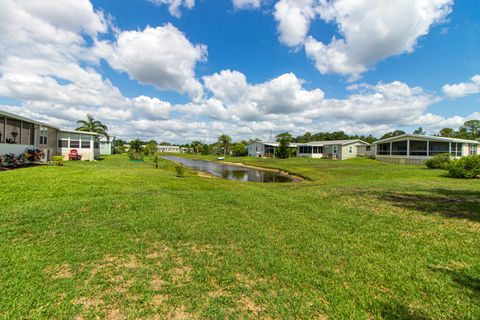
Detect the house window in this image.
<box><xmin>40</xmin><ymin>127</ymin><xmax>48</xmax><ymax>145</ymax></box>
<box><xmin>470</xmin><ymin>144</ymin><xmax>477</xmax><ymax>155</ymax></box>
<box><xmin>366</xmin><ymin>146</ymin><xmax>371</xmax><ymax>151</ymax></box>
<box><xmin>429</xmin><ymin>142</ymin><xmax>449</xmax><ymax>156</ymax></box>
<box><xmin>7</xmin><ymin>119</ymin><xmax>21</xmax><ymax>144</ymax></box>
<box><xmin>451</xmin><ymin>143</ymin><xmax>462</xmax><ymax>157</ymax></box>
<box><xmin>377</xmin><ymin>143</ymin><xmax>390</xmax><ymax>155</ymax></box>
<box><xmin>70</xmin><ymin>133</ymin><xmax>80</xmax><ymax>148</ymax></box>
<box><xmin>409</xmin><ymin>140</ymin><xmax>427</xmax><ymax>156</ymax></box>
<box><xmin>58</xmin><ymin>132</ymin><xmax>68</xmax><ymax>148</ymax></box>
<box><xmin>81</xmin><ymin>134</ymin><xmax>91</xmax><ymax>149</ymax></box>
<box><xmin>0</xmin><ymin>116</ymin><xmax>4</xmax><ymax>143</ymax></box>
<box><xmin>391</xmin><ymin>141</ymin><xmax>407</xmax><ymax>155</ymax></box>
<box><xmin>348</xmin><ymin>146</ymin><xmax>353</xmax><ymax>154</ymax></box>
<box><xmin>333</xmin><ymin>146</ymin><xmax>338</xmax><ymax>154</ymax></box>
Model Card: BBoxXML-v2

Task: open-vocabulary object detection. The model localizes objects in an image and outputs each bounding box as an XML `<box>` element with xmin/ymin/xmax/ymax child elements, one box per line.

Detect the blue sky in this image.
<box><xmin>0</xmin><ymin>0</ymin><xmax>479</xmax><ymax>142</ymax></box>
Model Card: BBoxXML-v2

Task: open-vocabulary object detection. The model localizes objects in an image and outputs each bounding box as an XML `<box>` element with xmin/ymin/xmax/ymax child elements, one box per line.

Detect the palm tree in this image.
<box><xmin>76</xmin><ymin>114</ymin><xmax>109</xmax><ymax>140</ymax></box>
<box><xmin>217</xmin><ymin>134</ymin><xmax>232</xmax><ymax>156</ymax></box>
<box><xmin>191</xmin><ymin>140</ymin><xmax>203</xmax><ymax>155</ymax></box>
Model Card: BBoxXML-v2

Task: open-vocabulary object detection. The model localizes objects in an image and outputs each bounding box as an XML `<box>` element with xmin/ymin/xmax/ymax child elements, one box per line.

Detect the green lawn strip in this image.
<box><xmin>0</xmin><ymin>155</ymin><xmax>479</xmax><ymax>318</ymax></box>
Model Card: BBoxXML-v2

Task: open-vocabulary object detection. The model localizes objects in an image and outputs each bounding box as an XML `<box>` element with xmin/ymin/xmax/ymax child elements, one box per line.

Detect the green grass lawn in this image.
<box><xmin>1</xmin><ymin>155</ymin><xmax>479</xmax><ymax>319</ymax></box>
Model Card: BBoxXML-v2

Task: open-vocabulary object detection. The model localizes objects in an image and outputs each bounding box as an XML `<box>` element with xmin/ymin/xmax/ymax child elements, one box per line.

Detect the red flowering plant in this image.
<box><xmin>24</xmin><ymin>149</ymin><xmax>45</xmax><ymax>164</ymax></box>
<box><xmin>3</xmin><ymin>153</ymin><xmax>18</xmax><ymax>167</ymax></box>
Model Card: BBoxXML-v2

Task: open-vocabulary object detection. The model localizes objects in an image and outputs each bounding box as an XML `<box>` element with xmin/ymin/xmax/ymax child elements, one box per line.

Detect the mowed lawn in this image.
<box><xmin>1</xmin><ymin>155</ymin><xmax>479</xmax><ymax>319</ymax></box>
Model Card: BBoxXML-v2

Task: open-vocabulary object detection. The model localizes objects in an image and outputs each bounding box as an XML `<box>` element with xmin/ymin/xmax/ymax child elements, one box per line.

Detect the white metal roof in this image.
<box><xmin>60</xmin><ymin>129</ymin><xmax>100</xmax><ymax>136</ymax></box>
<box><xmin>372</xmin><ymin>134</ymin><xmax>480</xmax><ymax>145</ymax></box>
<box><xmin>249</xmin><ymin>141</ymin><xmax>299</xmax><ymax>147</ymax></box>
<box><xmin>297</xmin><ymin>139</ymin><xmax>369</xmax><ymax>146</ymax></box>
<box><xmin>0</xmin><ymin>109</ymin><xmax>60</xmax><ymax>129</ymax></box>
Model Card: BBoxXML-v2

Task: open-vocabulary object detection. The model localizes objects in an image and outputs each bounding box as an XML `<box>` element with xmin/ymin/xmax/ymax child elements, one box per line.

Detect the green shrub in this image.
<box><xmin>152</xmin><ymin>153</ymin><xmax>162</xmax><ymax>168</ymax></box>
<box><xmin>447</xmin><ymin>155</ymin><xmax>480</xmax><ymax>179</ymax></box>
<box><xmin>52</xmin><ymin>156</ymin><xmax>64</xmax><ymax>166</ymax></box>
<box><xmin>128</xmin><ymin>150</ymin><xmax>144</xmax><ymax>161</ymax></box>
<box><xmin>425</xmin><ymin>153</ymin><xmax>451</xmax><ymax>169</ymax></box>
<box><xmin>175</xmin><ymin>164</ymin><xmax>185</xmax><ymax>177</ymax></box>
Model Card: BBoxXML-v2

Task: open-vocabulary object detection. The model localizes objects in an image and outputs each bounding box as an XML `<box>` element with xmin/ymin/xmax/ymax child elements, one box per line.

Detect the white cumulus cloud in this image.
<box><xmin>442</xmin><ymin>75</ymin><xmax>480</xmax><ymax>98</ymax></box>
<box><xmin>232</xmin><ymin>0</ymin><xmax>265</xmax><ymax>10</ymax></box>
<box><xmin>272</xmin><ymin>0</ymin><xmax>453</xmax><ymax>79</ymax></box>
<box><xmin>96</xmin><ymin>24</ymin><xmax>207</xmax><ymax>102</ymax></box>
<box><xmin>274</xmin><ymin>0</ymin><xmax>316</xmax><ymax>47</ymax></box>
<box><xmin>148</xmin><ymin>0</ymin><xmax>195</xmax><ymax>18</ymax></box>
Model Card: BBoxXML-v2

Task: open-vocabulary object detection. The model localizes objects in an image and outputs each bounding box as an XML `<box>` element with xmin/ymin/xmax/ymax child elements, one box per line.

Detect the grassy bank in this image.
<box><xmin>1</xmin><ymin>155</ymin><xmax>479</xmax><ymax>319</ymax></box>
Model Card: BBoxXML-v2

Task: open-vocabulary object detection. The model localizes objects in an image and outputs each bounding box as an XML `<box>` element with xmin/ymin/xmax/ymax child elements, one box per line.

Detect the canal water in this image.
<box><xmin>162</xmin><ymin>156</ymin><xmax>299</xmax><ymax>183</ymax></box>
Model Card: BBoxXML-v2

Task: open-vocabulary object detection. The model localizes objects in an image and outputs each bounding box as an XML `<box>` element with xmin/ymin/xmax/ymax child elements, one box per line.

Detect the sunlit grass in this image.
<box><xmin>0</xmin><ymin>154</ymin><xmax>479</xmax><ymax>319</ymax></box>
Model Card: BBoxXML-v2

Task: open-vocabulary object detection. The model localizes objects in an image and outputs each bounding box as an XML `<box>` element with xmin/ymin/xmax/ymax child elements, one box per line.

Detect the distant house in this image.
<box><xmin>99</xmin><ymin>136</ymin><xmax>115</xmax><ymax>155</ymax></box>
<box><xmin>158</xmin><ymin>145</ymin><xmax>181</xmax><ymax>153</ymax></box>
<box><xmin>1</xmin><ymin>110</ymin><xmax>100</xmax><ymax>161</ymax></box>
<box><xmin>247</xmin><ymin>141</ymin><xmax>299</xmax><ymax>157</ymax></box>
<box><xmin>297</xmin><ymin>140</ymin><xmax>370</xmax><ymax>160</ymax></box>
<box><xmin>372</xmin><ymin>134</ymin><xmax>479</xmax><ymax>164</ymax></box>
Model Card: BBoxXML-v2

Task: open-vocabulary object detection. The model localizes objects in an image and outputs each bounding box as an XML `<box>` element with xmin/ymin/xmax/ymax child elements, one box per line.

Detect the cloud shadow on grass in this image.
<box><xmin>379</xmin><ymin>302</ymin><xmax>429</xmax><ymax>320</ymax></box>
<box><xmin>375</xmin><ymin>188</ymin><xmax>480</xmax><ymax>222</ymax></box>
<box><xmin>430</xmin><ymin>265</ymin><xmax>480</xmax><ymax>296</ymax></box>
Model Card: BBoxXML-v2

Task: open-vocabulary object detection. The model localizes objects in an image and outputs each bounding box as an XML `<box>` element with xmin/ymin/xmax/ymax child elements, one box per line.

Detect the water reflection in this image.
<box><xmin>163</xmin><ymin>156</ymin><xmax>298</xmax><ymax>183</ymax></box>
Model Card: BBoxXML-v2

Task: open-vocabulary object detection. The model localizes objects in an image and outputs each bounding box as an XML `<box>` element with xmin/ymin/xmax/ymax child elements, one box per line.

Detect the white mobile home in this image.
<box><xmin>247</xmin><ymin>141</ymin><xmax>299</xmax><ymax>157</ymax></box>
<box><xmin>373</xmin><ymin>134</ymin><xmax>479</xmax><ymax>165</ymax></box>
<box><xmin>57</xmin><ymin>130</ymin><xmax>100</xmax><ymax>161</ymax></box>
<box><xmin>247</xmin><ymin>141</ymin><xmax>279</xmax><ymax>157</ymax></box>
<box><xmin>297</xmin><ymin>140</ymin><xmax>370</xmax><ymax>160</ymax></box>
<box><xmin>158</xmin><ymin>145</ymin><xmax>182</xmax><ymax>153</ymax></box>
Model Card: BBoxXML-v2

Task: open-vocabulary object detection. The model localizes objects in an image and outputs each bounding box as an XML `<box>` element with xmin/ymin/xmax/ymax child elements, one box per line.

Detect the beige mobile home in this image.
<box><xmin>373</xmin><ymin>134</ymin><xmax>479</xmax><ymax>164</ymax></box>
<box><xmin>297</xmin><ymin>140</ymin><xmax>370</xmax><ymax>160</ymax></box>
<box><xmin>0</xmin><ymin>110</ymin><xmax>100</xmax><ymax>161</ymax></box>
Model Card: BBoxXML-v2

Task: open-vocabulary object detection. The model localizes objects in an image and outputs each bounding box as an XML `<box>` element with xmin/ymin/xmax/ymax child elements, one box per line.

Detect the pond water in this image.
<box><xmin>162</xmin><ymin>156</ymin><xmax>299</xmax><ymax>183</ymax></box>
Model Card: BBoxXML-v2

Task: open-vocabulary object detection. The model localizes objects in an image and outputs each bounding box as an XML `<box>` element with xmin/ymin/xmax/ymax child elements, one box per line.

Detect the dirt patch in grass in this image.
<box><xmin>151</xmin><ymin>294</ymin><xmax>169</xmax><ymax>307</ymax></box>
<box><xmin>208</xmin><ymin>287</ymin><xmax>231</xmax><ymax>298</ymax></box>
<box><xmin>146</xmin><ymin>242</ymin><xmax>171</xmax><ymax>259</ymax></box>
<box><xmin>170</xmin><ymin>306</ymin><xmax>193</xmax><ymax>320</ymax></box>
<box><xmin>72</xmin><ymin>296</ymin><xmax>104</xmax><ymax>308</ymax></box>
<box><xmin>45</xmin><ymin>263</ymin><xmax>73</xmax><ymax>279</ymax></box>
<box><xmin>169</xmin><ymin>265</ymin><xmax>193</xmax><ymax>284</ymax></box>
<box><xmin>151</xmin><ymin>275</ymin><xmax>166</xmax><ymax>291</ymax></box>
<box><xmin>106</xmin><ymin>308</ymin><xmax>126</xmax><ymax>320</ymax></box>
<box><xmin>238</xmin><ymin>295</ymin><xmax>264</xmax><ymax>316</ymax></box>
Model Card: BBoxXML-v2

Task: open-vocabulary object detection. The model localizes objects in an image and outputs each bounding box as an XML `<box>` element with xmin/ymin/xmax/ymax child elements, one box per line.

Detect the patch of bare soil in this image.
<box><xmin>72</xmin><ymin>297</ymin><xmax>104</xmax><ymax>308</ymax></box>
<box><xmin>238</xmin><ymin>296</ymin><xmax>264</xmax><ymax>316</ymax></box>
<box><xmin>151</xmin><ymin>275</ymin><xmax>166</xmax><ymax>291</ymax></box>
<box><xmin>45</xmin><ymin>263</ymin><xmax>73</xmax><ymax>279</ymax></box>
<box><xmin>151</xmin><ymin>294</ymin><xmax>168</xmax><ymax>307</ymax></box>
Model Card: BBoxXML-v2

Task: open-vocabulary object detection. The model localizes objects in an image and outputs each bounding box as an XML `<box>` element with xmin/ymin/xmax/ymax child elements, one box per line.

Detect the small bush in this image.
<box><xmin>24</xmin><ymin>149</ymin><xmax>45</xmax><ymax>164</ymax></box>
<box><xmin>52</xmin><ymin>156</ymin><xmax>64</xmax><ymax>166</ymax></box>
<box><xmin>3</xmin><ymin>153</ymin><xmax>18</xmax><ymax>167</ymax></box>
<box><xmin>152</xmin><ymin>153</ymin><xmax>163</xmax><ymax>168</ymax></box>
<box><xmin>425</xmin><ymin>153</ymin><xmax>451</xmax><ymax>169</ymax></box>
<box><xmin>447</xmin><ymin>155</ymin><xmax>480</xmax><ymax>179</ymax></box>
<box><xmin>16</xmin><ymin>154</ymin><xmax>26</xmax><ymax>167</ymax></box>
<box><xmin>128</xmin><ymin>150</ymin><xmax>144</xmax><ymax>161</ymax></box>
<box><xmin>175</xmin><ymin>164</ymin><xmax>185</xmax><ymax>177</ymax></box>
